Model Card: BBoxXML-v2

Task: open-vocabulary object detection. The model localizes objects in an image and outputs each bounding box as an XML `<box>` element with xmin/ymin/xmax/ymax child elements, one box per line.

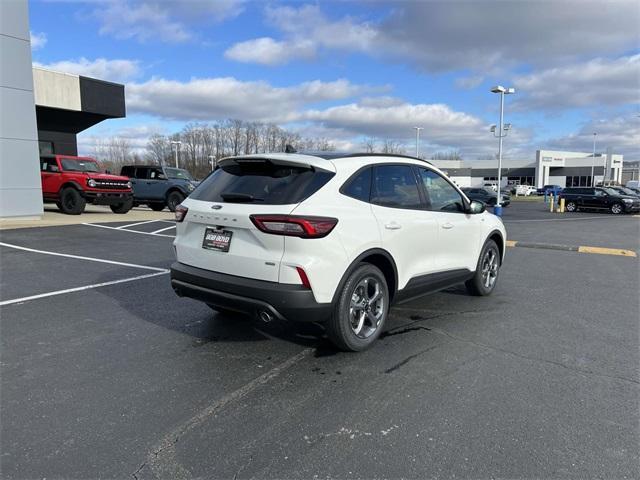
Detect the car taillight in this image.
<box><xmin>175</xmin><ymin>205</ymin><xmax>188</xmax><ymax>222</ymax></box>
<box><xmin>250</xmin><ymin>215</ymin><xmax>338</xmax><ymax>238</ymax></box>
<box><xmin>296</xmin><ymin>267</ymin><xmax>311</xmax><ymax>289</ymax></box>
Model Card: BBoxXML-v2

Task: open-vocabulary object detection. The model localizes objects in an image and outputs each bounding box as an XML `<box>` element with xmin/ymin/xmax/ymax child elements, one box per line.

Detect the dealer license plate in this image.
<box><xmin>202</xmin><ymin>228</ymin><xmax>233</xmax><ymax>252</ymax></box>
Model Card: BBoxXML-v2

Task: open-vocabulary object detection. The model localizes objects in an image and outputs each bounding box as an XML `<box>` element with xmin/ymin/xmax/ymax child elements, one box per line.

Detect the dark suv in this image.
<box><xmin>461</xmin><ymin>187</ymin><xmax>511</xmax><ymax>207</ymax></box>
<box><xmin>120</xmin><ymin>165</ymin><xmax>198</xmax><ymax>212</ymax></box>
<box><xmin>559</xmin><ymin>187</ymin><xmax>640</xmax><ymax>214</ymax></box>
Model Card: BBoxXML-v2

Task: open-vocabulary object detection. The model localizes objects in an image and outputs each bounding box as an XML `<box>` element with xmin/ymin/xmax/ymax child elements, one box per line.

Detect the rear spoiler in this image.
<box><xmin>218</xmin><ymin>154</ymin><xmax>336</xmax><ymax>173</ymax></box>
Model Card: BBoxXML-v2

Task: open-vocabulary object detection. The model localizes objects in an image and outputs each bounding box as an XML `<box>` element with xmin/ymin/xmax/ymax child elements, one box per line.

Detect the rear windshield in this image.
<box><xmin>190</xmin><ymin>159</ymin><xmax>334</xmax><ymax>204</ymax></box>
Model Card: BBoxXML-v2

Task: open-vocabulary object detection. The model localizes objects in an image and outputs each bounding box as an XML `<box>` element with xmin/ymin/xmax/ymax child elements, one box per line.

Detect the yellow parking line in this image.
<box><xmin>577</xmin><ymin>246</ymin><xmax>637</xmax><ymax>257</ymax></box>
<box><xmin>506</xmin><ymin>240</ymin><xmax>517</xmax><ymax>247</ymax></box>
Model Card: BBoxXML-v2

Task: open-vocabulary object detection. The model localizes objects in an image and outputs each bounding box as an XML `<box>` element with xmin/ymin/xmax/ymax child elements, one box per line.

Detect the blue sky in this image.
<box><xmin>29</xmin><ymin>0</ymin><xmax>639</xmax><ymax>159</ymax></box>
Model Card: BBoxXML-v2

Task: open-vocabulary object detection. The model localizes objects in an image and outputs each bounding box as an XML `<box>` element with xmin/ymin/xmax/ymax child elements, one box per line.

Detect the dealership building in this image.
<box><xmin>1</xmin><ymin>0</ymin><xmax>125</xmax><ymax>218</ymax></box>
<box><xmin>432</xmin><ymin>149</ymin><xmax>624</xmax><ymax>189</ymax></box>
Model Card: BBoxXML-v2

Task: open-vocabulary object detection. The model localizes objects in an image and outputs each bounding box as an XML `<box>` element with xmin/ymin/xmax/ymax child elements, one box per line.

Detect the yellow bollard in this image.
<box><xmin>549</xmin><ymin>194</ymin><xmax>554</xmax><ymax>212</ymax></box>
<box><xmin>559</xmin><ymin>197</ymin><xmax>565</xmax><ymax>213</ymax></box>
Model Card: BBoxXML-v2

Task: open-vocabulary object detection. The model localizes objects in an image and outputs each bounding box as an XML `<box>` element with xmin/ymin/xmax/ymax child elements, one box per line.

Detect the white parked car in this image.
<box><xmin>171</xmin><ymin>152</ymin><xmax>507</xmax><ymax>351</ymax></box>
<box><xmin>515</xmin><ymin>185</ymin><xmax>537</xmax><ymax>196</ymax></box>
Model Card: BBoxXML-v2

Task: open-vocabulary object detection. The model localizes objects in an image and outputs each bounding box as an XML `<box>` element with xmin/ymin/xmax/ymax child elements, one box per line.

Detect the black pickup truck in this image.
<box><xmin>558</xmin><ymin>187</ymin><xmax>640</xmax><ymax>214</ymax></box>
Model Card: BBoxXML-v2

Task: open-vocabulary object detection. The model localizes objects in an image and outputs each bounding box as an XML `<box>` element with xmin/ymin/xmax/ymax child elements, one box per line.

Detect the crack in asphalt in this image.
<box><xmin>384</xmin><ymin>345</ymin><xmax>440</xmax><ymax>373</ymax></box>
<box><xmin>136</xmin><ymin>348</ymin><xmax>313</xmax><ymax>480</ymax></box>
<box><xmin>386</xmin><ymin>308</ymin><xmax>638</xmax><ymax>386</ymax></box>
<box><xmin>428</xmin><ymin>327</ymin><xmax>640</xmax><ymax>386</ymax></box>
<box><xmin>233</xmin><ymin>455</ymin><xmax>253</xmax><ymax>480</ymax></box>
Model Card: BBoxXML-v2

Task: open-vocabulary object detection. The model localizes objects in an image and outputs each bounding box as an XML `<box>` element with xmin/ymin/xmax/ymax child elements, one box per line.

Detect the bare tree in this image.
<box><xmin>431</xmin><ymin>150</ymin><xmax>463</xmax><ymax>160</ymax></box>
<box><xmin>381</xmin><ymin>139</ymin><xmax>406</xmax><ymax>155</ymax></box>
<box><xmin>146</xmin><ymin>134</ymin><xmax>171</xmax><ymax>165</ymax></box>
<box><xmin>361</xmin><ymin>137</ymin><xmax>378</xmax><ymax>153</ymax></box>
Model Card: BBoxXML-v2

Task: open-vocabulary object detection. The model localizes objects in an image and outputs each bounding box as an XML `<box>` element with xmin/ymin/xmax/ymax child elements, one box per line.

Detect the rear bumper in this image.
<box><xmin>170</xmin><ymin>262</ymin><xmax>332</xmax><ymax>323</ymax></box>
<box><xmin>85</xmin><ymin>191</ymin><xmax>132</xmax><ymax>205</ymax></box>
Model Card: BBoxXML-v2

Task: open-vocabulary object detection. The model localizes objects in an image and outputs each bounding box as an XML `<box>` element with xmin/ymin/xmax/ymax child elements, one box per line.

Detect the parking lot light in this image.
<box><xmin>170</xmin><ymin>140</ymin><xmax>182</xmax><ymax>168</ymax></box>
<box><xmin>490</xmin><ymin>86</ymin><xmax>516</xmax><ymax>214</ymax></box>
<box><xmin>413</xmin><ymin>126</ymin><xmax>423</xmax><ymax>157</ymax></box>
<box><xmin>590</xmin><ymin>133</ymin><xmax>597</xmax><ymax>186</ymax></box>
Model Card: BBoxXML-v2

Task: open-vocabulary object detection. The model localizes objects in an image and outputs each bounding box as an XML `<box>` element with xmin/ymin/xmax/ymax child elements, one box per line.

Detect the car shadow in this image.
<box><xmin>97</xmin><ymin>270</ymin><xmax>333</xmax><ymax>349</ymax></box>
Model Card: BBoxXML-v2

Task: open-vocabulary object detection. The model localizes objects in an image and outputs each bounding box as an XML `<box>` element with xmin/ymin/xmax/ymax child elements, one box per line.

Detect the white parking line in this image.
<box><xmin>82</xmin><ymin>223</ymin><xmax>175</xmax><ymax>238</ymax></box>
<box><xmin>115</xmin><ymin>219</ymin><xmax>165</xmax><ymax>229</ymax></box>
<box><xmin>0</xmin><ymin>271</ymin><xmax>169</xmax><ymax>307</ymax></box>
<box><xmin>0</xmin><ymin>241</ymin><xmax>168</xmax><ymax>271</ymax></box>
<box><xmin>150</xmin><ymin>225</ymin><xmax>177</xmax><ymax>234</ymax></box>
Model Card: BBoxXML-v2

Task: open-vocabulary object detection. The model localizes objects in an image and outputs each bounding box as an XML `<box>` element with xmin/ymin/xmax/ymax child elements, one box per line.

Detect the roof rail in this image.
<box><xmin>298</xmin><ymin>151</ymin><xmax>433</xmax><ymax>165</ymax></box>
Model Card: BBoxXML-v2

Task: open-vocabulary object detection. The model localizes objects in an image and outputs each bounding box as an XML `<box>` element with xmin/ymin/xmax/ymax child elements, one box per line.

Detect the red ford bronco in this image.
<box><xmin>40</xmin><ymin>155</ymin><xmax>133</xmax><ymax>215</ymax></box>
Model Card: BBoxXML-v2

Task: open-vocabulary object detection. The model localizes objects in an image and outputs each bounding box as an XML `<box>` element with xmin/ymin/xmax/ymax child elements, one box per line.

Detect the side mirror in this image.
<box><xmin>468</xmin><ymin>200</ymin><xmax>486</xmax><ymax>214</ymax></box>
<box><xmin>157</xmin><ymin>174</ymin><xmax>167</xmax><ymax>180</ymax></box>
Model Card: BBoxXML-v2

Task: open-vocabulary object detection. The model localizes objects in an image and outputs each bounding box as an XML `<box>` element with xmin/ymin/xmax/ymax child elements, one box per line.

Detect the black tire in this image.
<box><xmin>466</xmin><ymin>239</ymin><xmax>501</xmax><ymax>296</ymax></box>
<box><xmin>110</xmin><ymin>198</ymin><xmax>133</xmax><ymax>214</ymax></box>
<box><xmin>565</xmin><ymin>201</ymin><xmax>577</xmax><ymax>212</ymax></box>
<box><xmin>166</xmin><ymin>191</ymin><xmax>184</xmax><ymax>212</ymax></box>
<box><xmin>325</xmin><ymin>263</ymin><xmax>389</xmax><ymax>352</ymax></box>
<box><xmin>59</xmin><ymin>188</ymin><xmax>86</xmax><ymax>215</ymax></box>
<box><xmin>149</xmin><ymin>203</ymin><xmax>166</xmax><ymax>212</ymax></box>
<box><xmin>610</xmin><ymin>203</ymin><xmax>623</xmax><ymax>215</ymax></box>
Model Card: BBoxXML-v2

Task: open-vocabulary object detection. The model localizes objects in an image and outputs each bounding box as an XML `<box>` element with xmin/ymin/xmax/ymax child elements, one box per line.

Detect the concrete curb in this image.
<box><xmin>507</xmin><ymin>240</ymin><xmax>637</xmax><ymax>257</ymax></box>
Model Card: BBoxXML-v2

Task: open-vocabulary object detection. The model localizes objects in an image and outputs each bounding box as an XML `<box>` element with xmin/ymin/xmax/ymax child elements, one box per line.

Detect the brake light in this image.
<box><xmin>250</xmin><ymin>215</ymin><xmax>338</xmax><ymax>238</ymax></box>
<box><xmin>296</xmin><ymin>267</ymin><xmax>311</xmax><ymax>289</ymax></box>
<box><xmin>175</xmin><ymin>205</ymin><xmax>188</xmax><ymax>222</ymax></box>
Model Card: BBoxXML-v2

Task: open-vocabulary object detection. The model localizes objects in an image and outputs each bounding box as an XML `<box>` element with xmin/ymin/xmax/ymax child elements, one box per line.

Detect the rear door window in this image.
<box><xmin>190</xmin><ymin>159</ymin><xmax>334</xmax><ymax>205</ymax></box>
<box><xmin>371</xmin><ymin>165</ymin><xmax>422</xmax><ymax>209</ymax></box>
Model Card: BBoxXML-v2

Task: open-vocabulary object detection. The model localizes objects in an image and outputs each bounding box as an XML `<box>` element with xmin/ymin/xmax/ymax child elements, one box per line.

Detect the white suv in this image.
<box><xmin>171</xmin><ymin>152</ymin><xmax>506</xmax><ymax>351</ymax></box>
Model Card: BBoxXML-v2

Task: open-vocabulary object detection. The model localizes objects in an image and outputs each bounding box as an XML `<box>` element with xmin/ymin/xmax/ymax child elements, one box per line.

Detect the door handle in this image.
<box><xmin>441</xmin><ymin>222</ymin><xmax>454</xmax><ymax>229</ymax></box>
<box><xmin>385</xmin><ymin>222</ymin><xmax>402</xmax><ymax>230</ymax></box>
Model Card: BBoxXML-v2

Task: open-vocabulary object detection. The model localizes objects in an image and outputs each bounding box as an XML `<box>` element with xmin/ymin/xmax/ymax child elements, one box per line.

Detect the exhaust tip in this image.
<box><xmin>258</xmin><ymin>310</ymin><xmax>274</xmax><ymax>323</ymax></box>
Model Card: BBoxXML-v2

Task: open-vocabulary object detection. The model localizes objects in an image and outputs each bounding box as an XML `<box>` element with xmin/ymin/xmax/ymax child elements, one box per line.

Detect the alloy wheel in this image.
<box><xmin>349</xmin><ymin>277</ymin><xmax>385</xmax><ymax>339</ymax></box>
<box><xmin>481</xmin><ymin>249</ymin><xmax>499</xmax><ymax>289</ymax></box>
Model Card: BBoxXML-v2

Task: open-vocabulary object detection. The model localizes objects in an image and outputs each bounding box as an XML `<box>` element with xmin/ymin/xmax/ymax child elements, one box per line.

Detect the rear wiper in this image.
<box><xmin>220</xmin><ymin>192</ymin><xmax>264</xmax><ymax>202</ymax></box>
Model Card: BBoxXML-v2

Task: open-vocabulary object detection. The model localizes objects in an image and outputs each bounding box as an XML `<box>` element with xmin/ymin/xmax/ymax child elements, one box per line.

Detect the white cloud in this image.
<box><xmin>224</xmin><ymin>37</ymin><xmax>315</xmax><ymax>65</ymax></box>
<box><xmin>225</xmin><ymin>4</ymin><xmax>378</xmax><ymax>66</ymax></box>
<box><xmin>513</xmin><ymin>55</ymin><xmax>640</xmax><ymax>110</ymax></box>
<box><xmin>30</xmin><ymin>31</ymin><xmax>47</xmax><ymax>50</ymax></box>
<box><xmin>91</xmin><ymin>0</ymin><xmax>244</xmax><ymax>44</ymax></box>
<box><xmin>33</xmin><ymin>58</ymin><xmax>141</xmax><ymax>83</ymax></box>
<box><xmin>301</xmin><ymin>101</ymin><xmax>532</xmax><ymax>158</ymax></box>
<box><xmin>229</xmin><ymin>2</ymin><xmax>639</xmax><ymax>73</ymax></box>
<box><xmin>126</xmin><ymin>77</ymin><xmax>382</xmax><ymax>122</ymax></box>
<box><xmin>455</xmin><ymin>76</ymin><xmax>484</xmax><ymax>90</ymax></box>
<box><xmin>545</xmin><ymin>113</ymin><xmax>640</xmax><ymax>158</ymax></box>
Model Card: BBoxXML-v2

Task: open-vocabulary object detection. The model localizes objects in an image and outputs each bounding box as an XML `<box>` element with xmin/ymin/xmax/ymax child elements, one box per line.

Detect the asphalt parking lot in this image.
<box><xmin>1</xmin><ymin>202</ymin><xmax>638</xmax><ymax>479</ymax></box>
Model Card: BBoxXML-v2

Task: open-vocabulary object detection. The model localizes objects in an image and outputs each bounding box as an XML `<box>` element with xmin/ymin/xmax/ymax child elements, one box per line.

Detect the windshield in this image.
<box><xmin>164</xmin><ymin>167</ymin><xmax>193</xmax><ymax>180</ymax></box>
<box><xmin>620</xmin><ymin>187</ymin><xmax>636</xmax><ymax>195</ymax></box>
<box><xmin>190</xmin><ymin>159</ymin><xmax>334</xmax><ymax>204</ymax></box>
<box><xmin>60</xmin><ymin>158</ymin><xmax>100</xmax><ymax>173</ymax></box>
<box><xmin>603</xmin><ymin>188</ymin><xmax>620</xmax><ymax>196</ymax></box>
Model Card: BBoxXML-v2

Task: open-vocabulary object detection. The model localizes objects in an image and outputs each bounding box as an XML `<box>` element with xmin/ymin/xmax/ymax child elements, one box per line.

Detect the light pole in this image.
<box><xmin>490</xmin><ymin>85</ymin><xmax>515</xmax><ymax>214</ymax></box>
<box><xmin>170</xmin><ymin>140</ymin><xmax>182</xmax><ymax>168</ymax></box>
<box><xmin>413</xmin><ymin>126</ymin><xmax>423</xmax><ymax>157</ymax></box>
<box><xmin>590</xmin><ymin>133</ymin><xmax>597</xmax><ymax>186</ymax></box>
